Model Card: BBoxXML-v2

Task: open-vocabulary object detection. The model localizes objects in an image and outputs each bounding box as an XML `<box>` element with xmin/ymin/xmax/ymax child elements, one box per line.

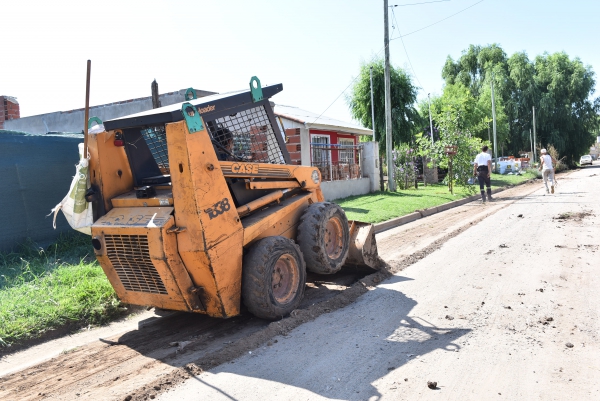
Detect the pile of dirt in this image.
<box><xmin>553</xmin><ymin>211</ymin><xmax>594</xmax><ymax>222</ymax></box>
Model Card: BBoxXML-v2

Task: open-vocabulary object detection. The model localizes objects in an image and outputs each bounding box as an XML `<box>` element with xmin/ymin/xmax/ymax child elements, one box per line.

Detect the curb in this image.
<box><xmin>373</xmin><ymin>185</ymin><xmax>515</xmax><ymax>234</ymax></box>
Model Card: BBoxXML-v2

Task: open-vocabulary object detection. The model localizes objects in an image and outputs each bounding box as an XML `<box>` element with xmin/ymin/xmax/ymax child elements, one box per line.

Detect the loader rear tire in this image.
<box><xmin>297</xmin><ymin>202</ymin><xmax>349</xmax><ymax>274</ymax></box>
<box><xmin>242</xmin><ymin>236</ymin><xmax>306</xmax><ymax>320</ymax></box>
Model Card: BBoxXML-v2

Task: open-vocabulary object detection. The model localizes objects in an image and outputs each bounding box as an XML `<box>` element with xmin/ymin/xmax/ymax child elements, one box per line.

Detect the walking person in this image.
<box><xmin>539</xmin><ymin>148</ymin><xmax>557</xmax><ymax>194</ymax></box>
<box><xmin>473</xmin><ymin>145</ymin><xmax>493</xmax><ymax>202</ymax></box>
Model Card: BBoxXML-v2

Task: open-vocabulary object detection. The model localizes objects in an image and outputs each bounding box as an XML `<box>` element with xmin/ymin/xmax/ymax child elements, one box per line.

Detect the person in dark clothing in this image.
<box><xmin>213</xmin><ymin>126</ymin><xmax>234</xmax><ymax>161</ymax></box>
<box><xmin>473</xmin><ymin>145</ymin><xmax>493</xmax><ymax>202</ymax></box>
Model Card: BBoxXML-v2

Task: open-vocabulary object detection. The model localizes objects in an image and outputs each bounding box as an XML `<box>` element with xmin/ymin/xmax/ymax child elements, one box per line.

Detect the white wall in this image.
<box><xmin>321</xmin><ymin>177</ymin><xmax>371</xmax><ymax>201</ymax></box>
<box><xmin>5</xmin><ymin>89</ymin><xmax>215</xmax><ymax>134</ymax></box>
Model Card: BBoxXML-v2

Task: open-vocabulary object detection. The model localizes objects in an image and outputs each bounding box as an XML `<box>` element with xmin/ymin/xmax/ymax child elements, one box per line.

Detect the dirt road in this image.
<box><xmin>155</xmin><ymin>166</ymin><xmax>600</xmax><ymax>400</ymax></box>
<box><xmin>1</xmin><ymin>166</ymin><xmax>598</xmax><ymax>400</ymax></box>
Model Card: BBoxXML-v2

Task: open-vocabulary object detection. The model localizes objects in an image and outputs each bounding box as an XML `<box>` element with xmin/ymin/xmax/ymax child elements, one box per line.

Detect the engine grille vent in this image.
<box><xmin>105</xmin><ymin>235</ymin><xmax>168</xmax><ymax>294</ymax></box>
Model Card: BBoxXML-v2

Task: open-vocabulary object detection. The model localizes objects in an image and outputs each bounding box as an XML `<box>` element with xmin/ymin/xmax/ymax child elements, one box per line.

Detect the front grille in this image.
<box><xmin>105</xmin><ymin>234</ymin><xmax>168</xmax><ymax>294</ymax></box>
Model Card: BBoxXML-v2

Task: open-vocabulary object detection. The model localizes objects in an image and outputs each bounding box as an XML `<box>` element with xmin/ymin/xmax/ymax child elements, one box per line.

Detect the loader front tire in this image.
<box><xmin>297</xmin><ymin>202</ymin><xmax>350</xmax><ymax>274</ymax></box>
<box><xmin>242</xmin><ymin>236</ymin><xmax>306</xmax><ymax>320</ymax></box>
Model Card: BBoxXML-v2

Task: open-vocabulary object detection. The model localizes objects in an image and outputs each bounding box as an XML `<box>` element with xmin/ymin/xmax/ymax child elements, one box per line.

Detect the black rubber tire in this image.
<box><xmin>242</xmin><ymin>236</ymin><xmax>306</xmax><ymax>320</ymax></box>
<box><xmin>297</xmin><ymin>202</ymin><xmax>350</xmax><ymax>274</ymax></box>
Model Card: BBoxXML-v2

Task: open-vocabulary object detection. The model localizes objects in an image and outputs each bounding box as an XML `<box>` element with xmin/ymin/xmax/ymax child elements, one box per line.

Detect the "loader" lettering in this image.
<box><xmin>205</xmin><ymin>198</ymin><xmax>231</xmax><ymax>220</ymax></box>
<box><xmin>231</xmin><ymin>163</ymin><xmax>259</xmax><ymax>174</ymax></box>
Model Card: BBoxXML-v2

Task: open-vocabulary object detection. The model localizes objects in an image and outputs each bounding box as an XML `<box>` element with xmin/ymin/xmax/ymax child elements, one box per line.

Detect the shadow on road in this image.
<box><xmin>188</xmin><ymin>275</ymin><xmax>470</xmax><ymax>401</ymax></box>
<box><xmin>107</xmin><ymin>267</ymin><xmax>377</xmax><ymax>369</ymax></box>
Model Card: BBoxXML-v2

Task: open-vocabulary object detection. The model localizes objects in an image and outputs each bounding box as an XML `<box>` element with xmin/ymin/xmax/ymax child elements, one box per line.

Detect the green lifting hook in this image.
<box><xmin>88</xmin><ymin>116</ymin><xmax>103</xmax><ymax>128</ymax></box>
<box><xmin>181</xmin><ymin>103</ymin><xmax>204</xmax><ymax>133</ymax></box>
<box><xmin>249</xmin><ymin>76</ymin><xmax>263</xmax><ymax>103</ymax></box>
<box><xmin>185</xmin><ymin>87</ymin><xmax>197</xmax><ymax>100</ymax></box>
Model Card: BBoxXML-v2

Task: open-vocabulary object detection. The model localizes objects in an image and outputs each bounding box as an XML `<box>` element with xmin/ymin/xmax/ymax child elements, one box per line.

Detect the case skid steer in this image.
<box><xmin>84</xmin><ymin>77</ymin><xmax>380</xmax><ymax>320</ymax></box>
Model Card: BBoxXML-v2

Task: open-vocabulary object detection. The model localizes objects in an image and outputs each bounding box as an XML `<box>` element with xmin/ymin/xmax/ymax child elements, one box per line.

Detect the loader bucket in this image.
<box><xmin>345</xmin><ymin>220</ymin><xmax>381</xmax><ymax>269</ymax></box>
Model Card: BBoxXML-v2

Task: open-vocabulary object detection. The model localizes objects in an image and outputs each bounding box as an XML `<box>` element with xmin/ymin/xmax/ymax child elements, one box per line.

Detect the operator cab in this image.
<box><xmin>102</xmin><ymin>82</ymin><xmax>291</xmax><ymax>209</ymax></box>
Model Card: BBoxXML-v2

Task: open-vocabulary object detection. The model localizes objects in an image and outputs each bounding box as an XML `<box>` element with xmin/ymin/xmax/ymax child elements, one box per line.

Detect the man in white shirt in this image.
<box><xmin>539</xmin><ymin>148</ymin><xmax>557</xmax><ymax>194</ymax></box>
<box><xmin>473</xmin><ymin>145</ymin><xmax>493</xmax><ymax>202</ymax></box>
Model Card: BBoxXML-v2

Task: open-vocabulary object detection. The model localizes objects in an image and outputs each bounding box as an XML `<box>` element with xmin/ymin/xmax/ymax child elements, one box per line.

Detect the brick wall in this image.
<box><xmin>285</xmin><ymin>128</ymin><xmax>302</xmax><ymax>165</ymax></box>
<box><xmin>0</xmin><ymin>96</ymin><xmax>20</xmax><ymax>129</ymax></box>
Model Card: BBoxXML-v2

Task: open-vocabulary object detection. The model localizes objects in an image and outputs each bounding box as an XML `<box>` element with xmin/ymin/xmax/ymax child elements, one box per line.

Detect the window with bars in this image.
<box><xmin>311</xmin><ymin>135</ymin><xmax>331</xmax><ymax>167</ymax></box>
<box><xmin>338</xmin><ymin>138</ymin><xmax>355</xmax><ymax>164</ymax></box>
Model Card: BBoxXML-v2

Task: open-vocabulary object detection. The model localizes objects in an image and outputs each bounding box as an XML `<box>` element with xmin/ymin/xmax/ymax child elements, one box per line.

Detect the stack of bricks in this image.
<box><xmin>285</xmin><ymin>128</ymin><xmax>302</xmax><ymax>165</ymax></box>
<box><xmin>0</xmin><ymin>96</ymin><xmax>20</xmax><ymax>129</ymax></box>
<box><xmin>349</xmin><ymin>164</ymin><xmax>360</xmax><ymax>179</ymax></box>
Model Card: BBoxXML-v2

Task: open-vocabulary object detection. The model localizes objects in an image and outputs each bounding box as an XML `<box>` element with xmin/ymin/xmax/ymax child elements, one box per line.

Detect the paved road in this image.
<box><xmin>157</xmin><ymin>164</ymin><xmax>600</xmax><ymax>401</ymax></box>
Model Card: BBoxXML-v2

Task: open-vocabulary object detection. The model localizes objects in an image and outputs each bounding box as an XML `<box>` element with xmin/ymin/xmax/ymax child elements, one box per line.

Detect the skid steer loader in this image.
<box><xmin>83</xmin><ymin>77</ymin><xmax>380</xmax><ymax>320</ymax></box>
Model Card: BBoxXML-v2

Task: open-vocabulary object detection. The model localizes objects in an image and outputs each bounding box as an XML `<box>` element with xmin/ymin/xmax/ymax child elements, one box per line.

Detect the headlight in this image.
<box><xmin>312</xmin><ymin>170</ymin><xmax>320</xmax><ymax>184</ymax></box>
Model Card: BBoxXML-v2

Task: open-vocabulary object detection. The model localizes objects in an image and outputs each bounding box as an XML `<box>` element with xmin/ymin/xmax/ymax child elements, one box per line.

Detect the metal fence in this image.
<box><xmin>310</xmin><ymin>142</ymin><xmax>363</xmax><ymax>181</ymax></box>
<box><xmin>0</xmin><ymin>132</ymin><xmax>83</xmax><ymax>252</ymax></box>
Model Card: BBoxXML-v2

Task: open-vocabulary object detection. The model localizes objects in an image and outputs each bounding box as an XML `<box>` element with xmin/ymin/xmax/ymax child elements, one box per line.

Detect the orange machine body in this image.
<box><xmin>89</xmin><ymin>119</ymin><xmax>323</xmax><ymax>318</ymax></box>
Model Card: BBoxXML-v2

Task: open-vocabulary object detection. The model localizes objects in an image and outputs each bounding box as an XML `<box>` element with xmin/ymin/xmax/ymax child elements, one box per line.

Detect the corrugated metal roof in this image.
<box><xmin>274</xmin><ymin>105</ymin><xmax>372</xmax><ymax>136</ymax></box>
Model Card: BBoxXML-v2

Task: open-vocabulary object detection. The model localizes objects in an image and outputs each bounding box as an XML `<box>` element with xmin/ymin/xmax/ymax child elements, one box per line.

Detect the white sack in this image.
<box><xmin>51</xmin><ymin>143</ymin><xmax>93</xmax><ymax>235</ymax></box>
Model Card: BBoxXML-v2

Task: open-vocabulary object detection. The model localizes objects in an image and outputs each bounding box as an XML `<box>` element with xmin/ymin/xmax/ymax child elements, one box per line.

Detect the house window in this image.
<box><xmin>338</xmin><ymin>138</ymin><xmax>355</xmax><ymax>164</ymax></box>
<box><xmin>311</xmin><ymin>134</ymin><xmax>331</xmax><ymax>167</ymax></box>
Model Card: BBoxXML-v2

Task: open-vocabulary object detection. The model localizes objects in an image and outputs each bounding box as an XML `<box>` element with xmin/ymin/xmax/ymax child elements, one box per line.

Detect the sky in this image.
<box><xmin>2</xmin><ymin>0</ymin><xmax>599</xmax><ymax>126</ymax></box>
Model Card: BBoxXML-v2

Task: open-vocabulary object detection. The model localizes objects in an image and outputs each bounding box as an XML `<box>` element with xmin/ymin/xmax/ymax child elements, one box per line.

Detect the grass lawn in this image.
<box><xmin>335</xmin><ymin>171</ymin><xmax>537</xmax><ymax>224</ymax></box>
<box><xmin>0</xmin><ymin>234</ymin><xmax>122</xmax><ymax>349</ymax></box>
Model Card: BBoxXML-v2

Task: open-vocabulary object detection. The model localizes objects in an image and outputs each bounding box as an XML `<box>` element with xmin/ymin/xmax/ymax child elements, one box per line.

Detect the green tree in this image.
<box><xmin>534</xmin><ymin>52</ymin><xmax>599</xmax><ymax>165</ymax></box>
<box><xmin>506</xmin><ymin>51</ymin><xmax>538</xmax><ymax>155</ymax></box>
<box><xmin>347</xmin><ymin>58</ymin><xmax>421</xmax><ymax>154</ymax></box>
<box><xmin>441</xmin><ymin>45</ymin><xmax>600</xmax><ymax>165</ymax></box>
<box><xmin>417</xmin><ymin>90</ymin><xmax>488</xmax><ymax>193</ymax></box>
<box><xmin>442</xmin><ymin>44</ymin><xmax>511</xmax><ymax>151</ymax></box>
<box><xmin>442</xmin><ymin>44</ymin><xmax>509</xmax><ymax>99</ymax></box>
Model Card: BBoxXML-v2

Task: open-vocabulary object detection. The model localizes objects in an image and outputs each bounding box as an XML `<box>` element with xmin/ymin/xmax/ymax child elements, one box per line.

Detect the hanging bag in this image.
<box><xmin>51</xmin><ymin>143</ymin><xmax>93</xmax><ymax>235</ymax></box>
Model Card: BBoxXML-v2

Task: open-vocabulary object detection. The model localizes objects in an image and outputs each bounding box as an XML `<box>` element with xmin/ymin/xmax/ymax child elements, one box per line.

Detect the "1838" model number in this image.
<box><xmin>205</xmin><ymin>198</ymin><xmax>231</xmax><ymax>219</ymax></box>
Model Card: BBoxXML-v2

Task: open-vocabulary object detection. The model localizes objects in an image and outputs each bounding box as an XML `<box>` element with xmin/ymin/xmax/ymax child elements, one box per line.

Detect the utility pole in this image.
<box><xmin>424</xmin><ymin>93</ymin><xmax>435</xmax><ymax>187</ymax></box>
<box><xmin>488</xmin><ymin>123</ymin><xmax>491</xmax><ymax>143</ymax></box>
<box><xmin>384</xmin><ymin>0</ymin><xmax>395</xmax><ymax>191</ymax></box>
<box><xmin>529</xmin><ymin>128</ymin><xmax>534</xmax><ymax>162</ymax></box>
<box><xmin>371</xmin><ymin>66</ymin><xmax>384</xmax><ymax>191</ymax></box>
<box><xmin>532</xmin><ymin>106</ymin><xmax>538</xmax><ymax>164</ymax></box>
<box><xmin>370</xmin><ymin>66</ymin><xmax>376</xmax><ymax>142</ymax></box>
<box><xmin>427</xmin><ymin>93</ymin><xmax>434</xmax><ymax>146</ymax></box>
<box><xmin>491</xmin><ymin>74</ymin><xmax>498</xmax><ymax>173</ymax></box>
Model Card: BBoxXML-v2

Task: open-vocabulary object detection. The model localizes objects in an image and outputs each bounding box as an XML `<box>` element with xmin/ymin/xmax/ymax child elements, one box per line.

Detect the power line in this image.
<box><xmin>392</xmin><ymin>0</ymin><xmax>485</xmax><ymax>39</ymax></box>
<box><xmin>390</xmin><ymin>0</ymin><xmax>450</xmax><ymax>7</ymax></box>
<box><xmin>391</xmin><ymin>7</ymin><xmax>424</xmax><ymax>91</ymax></box>
<box><xmin>311</xmin><ymin>0</ymin><xmax>484</xmax><ymax>123</ymax></box>
<box><xmin>310</xmin><ymin>23</ymin><xmax>397</xmax><ymax>124</ymax></box>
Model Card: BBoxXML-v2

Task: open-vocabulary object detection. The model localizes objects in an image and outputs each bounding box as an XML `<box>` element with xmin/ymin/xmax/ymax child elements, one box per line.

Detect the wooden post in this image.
<box><xmin>447</xmin><ymin>158</ymin><xmax>451</xmax><ymax>194</ymax></box>
<box><xmin>445</xmin><ymin>145</ymin><xmax>457</xmax><ymax>195</ymax></box>
<box><xmin>379</xmin><ymin>156</ymin><xmax>384</xmax><ymax>191</ymax></box>
<box><xmin>151</xmin><ymin>79</ymin><xmax>161</xmax><ymax>109</ymax></box>
<box><xmin>83</xmin><ymin>60</ymin><xmax>91</xmax><ymax>159</ymax></box>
